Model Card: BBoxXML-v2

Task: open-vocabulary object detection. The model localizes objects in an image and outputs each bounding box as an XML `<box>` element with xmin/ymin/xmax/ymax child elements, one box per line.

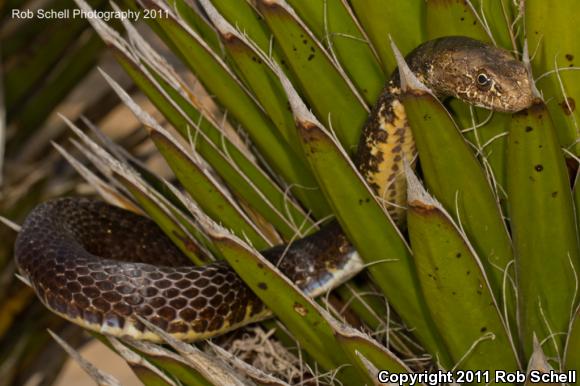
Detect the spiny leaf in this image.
<box><xmin>125</xmin><ymin>339</ymin><xmax>214</xmax><ymax>386</ymax></box>
<box><xmin>400</xmin><ymin>84</ymin><xmax>513</xmax><ymax>306</ymax></box>
<box><xmin>277</xmin><ymin>66</ymin><xmax>449</xmax><ymax>364</ymax></box>
<box><xmin>108</xmin><ymin>338</ymin><xmax>178</xmax><ymax>386</ymax></box>
<box><xmin>349</xmin><ymin>0</ymin><xmax>424</xmax><ymax>75</ymax></box>
<box><xmin>526</xmin><ymin>0</ymin><xmax>580</xmax><ymax>154</ymax></box>
<box><xmin>256</xmin><ymin>0</ymin><xmax>369</xmax><ymax>153</ymax></box>
<box><xmin>507</xmin><ymin>102</ymin><xmax>580</xmax><ymax>358</ymax></box>
<box><xmin>406</xmin><ymin>170</ymin><xmax>520</xmax><ymax>376</ymax></box>
<box><xmin>285</xmin><ymin>0</ymin><xmax>386</xmax><ymax>104</ymax></box>
<box><xmin>144</xmin><ymin>0</ymin><xmax>323</xmax><ymax>205</ymax></box>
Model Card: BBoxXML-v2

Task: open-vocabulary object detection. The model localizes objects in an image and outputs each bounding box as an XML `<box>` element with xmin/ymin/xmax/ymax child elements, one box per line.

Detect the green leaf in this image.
<box><xmin>285</xmin><ymin>0</ymin><xmax>386</xmax><ymax>104</ymax></box>
<box><xmin>565</xmin><ymin>306</ymin><xmax>580</xmax><ymax>372</ymax></box>
<box><xmin>127</xmin><ymin>319</ymin><xmax>251</xmax><ymax>386</ymax></box>
<box><xmin>172</xmin><ymin>0</ymin><xmax>222</xmax><ymax>54</ymax></box>
<box><xmin>117</xmin><ymin>175</ymin><xmax>209</xmax><ymax>265</ymax></box>
<box><xmin>200</xmin><ymin>3</ymin><xmax>304</xmax><ymax>156</ymax></box>
<box><xmin>334</xmin><ymin>325</ymin><xmax>412</xmax><ymax>378</ymax></box>
<box><xmin>425</xmin><ymin>0</ymin><xmax>490</xmax><ymax>42</ymax></box>
<box><xmin>108</xmin><ymin>338</ymin><xmax>178</xmax><ymax>386</ymax></box>
<box><xmin>111</xmin><ymin>47</ymin><xmax>317</xmax><ymax>234</ymax></box>
<box><xmin>469</xmin><ymin>0</ymin><xmax>515</xmax><ymax>50</ymax></box>
<box><xmin>285</xmin><ymin>89</ymin><xmax>450</xmax><ymax>365</ymax></box>
<box><xmin>350</xmin><ymin>0</ymin><xmax>424</xmax><ymax>75</ymax></box>
<box><xmin>401</xmin><ymin>90</ymin><xmax>513</xmax><ymax>304</ymax></box>
<box><xmin>207</xmin><ymin>0</ymin><xmax>273</xmax><ymax>54</ymax></box>
<box><xmin>151</xmin><ymin>129</ymin><xmax>274</xmax><ymax>249</ymax></box>
<box><xmin>526</xmin><ymin>0</ymin><xmax>580</xmax><ymax>153</ymax></box>
<box><xmin>63</xmin><ymin>112</ymin><xmax>212</xmax><ymax>264</ymax></box>
<box><xmin>125</xmin><ymin>340</ymin><xmax>215</xmax><ymax>386</ymax></box>
<box><xmin>257</xmin><ymin>0</ymin><xmax>369</xmax><ymax>153</ymax></box>
<box><xmin>203</xmin><ymin>231</ymin><xmax>364</xmax><ymax>384</ymax></box>
<box><xmin>452</xmin><ymin>103</ymin><xmax>512</xmax><ymax>213</ymax></box>
<box><xmin>335</xmin><ymin>281</ymin><xmax>386</xmax><ymax>333</ymax></box>
<box><xmin>507</xmin><ymin>102</ymin><xmax>580</xmax><ymax>358</ymax></box>
<box><xmin>146</xmin><ymin>1</ymin><xmax>324</xmax><ymax>210</ymax></box>
<box><xmin>575</xmin><ymin>171</ymin><xmax>580</xmax><ymax>232</ymax></box>
<box><xmin>406</xmin><ymin>172</ymin><xmax>519</xmax><ymax>376</ymax></box>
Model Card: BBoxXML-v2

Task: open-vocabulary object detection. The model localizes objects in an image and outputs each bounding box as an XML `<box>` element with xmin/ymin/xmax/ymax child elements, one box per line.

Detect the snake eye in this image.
<box><xmin>476</xmin><ymin>72</ymin><xmax>492</xmax><ymax>89</ymax></box>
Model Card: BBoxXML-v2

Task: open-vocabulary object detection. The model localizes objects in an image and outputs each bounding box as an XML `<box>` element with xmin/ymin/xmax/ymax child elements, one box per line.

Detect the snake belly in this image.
<box><xmin>14</xmin><ymin>36</ymin><xmax>533</xmax><ymax>341</ymax></box>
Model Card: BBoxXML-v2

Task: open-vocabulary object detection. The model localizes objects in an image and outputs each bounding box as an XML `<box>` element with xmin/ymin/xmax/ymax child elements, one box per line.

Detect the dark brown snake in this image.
<box><xmin>15</xmin><ymin>37</ymin><xmax>533</xmax><ymax>342</ymax></box>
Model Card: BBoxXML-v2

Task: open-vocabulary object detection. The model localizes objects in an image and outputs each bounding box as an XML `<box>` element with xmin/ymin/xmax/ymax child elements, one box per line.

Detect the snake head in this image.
<box><xmin>420</xmin><ymin>36</ymin><xmax>535</xmax><ymax>113</ymax></box>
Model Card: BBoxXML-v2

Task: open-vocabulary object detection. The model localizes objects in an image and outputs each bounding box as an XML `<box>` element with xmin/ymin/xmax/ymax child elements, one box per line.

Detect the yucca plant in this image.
<box><xmin>0</xmin><ymin>1</ymin><xmax>126</xmax><ymax>383</ymax></box>
<box><xmin>5</xmin><ymin>0</ymin><xmax>580</xmax><ymax>385</ymax></box>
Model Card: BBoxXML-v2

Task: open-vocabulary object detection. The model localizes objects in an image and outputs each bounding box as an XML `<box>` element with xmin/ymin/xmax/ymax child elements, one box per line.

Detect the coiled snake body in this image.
<box><xmin>15</xmin><ymin>37</ymin><xmax>533</xmax><ymax>342</ymax></box>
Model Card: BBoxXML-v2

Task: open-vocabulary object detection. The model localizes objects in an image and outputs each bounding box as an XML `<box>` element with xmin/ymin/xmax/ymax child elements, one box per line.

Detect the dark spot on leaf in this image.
<box><xmin>473</xmin><ymin>20</ymin><xmax>477</xmax><ymax>25</ymax></box>
<box><xmin>460</xmin><ymin>17</ymin><xmax>465</xmax><ymax>21</ymax></box>
<box><xmin>534</xmin><ymin>164</ymin><xmax>544</xmax><ymax>172</ymax></box>
<box><xmin>257</xmin><ymin>263</ymin><xmax>263</xmax><ymax>269</ymax></box>
<box><xmin>480</xmin><ymin>326</ymin><xmax>488</xmax><ymax>332</ymax></box>
<box><xmin>307</xmin><ymin>54</ymin><xmax>315</xmax><ymax>61</ymax></box>
<box><xmin>560</xmin><ymin>97</ymin><xmax>576</xmax><ymax>115</ymax></box>
<box><xmin>302</xmin><ymin>39</ymin><xmax>307</xmax><ymax>44</ymax></box>
<box><xmin>525</xmin><ymin>126</ymin><xmax>533</xmax><ymax>132</ymax></box>
<box><xmin>310</xmin><ymin>46</ymin><xmax>315</xmax><ymax>52</ymax></box>
<box><xmin>552</xmin><ymin>191</ymin><xmax>558</xmax><ymax>198</ymax></box>
<box><xmin>293</xmin><ymin>302</ymin><xmax>307</xmax><ymax>316</ymax></box>
<box><xmin>466</xmin><ymin>270</ymin><xmax>471</xmax><ymax>275</ymax></box>
<box><xmin>452</xmin><ymin>291</ymin><xmax>456</xmax><ymax>295</ymax></box>
<box><xmin>257</xmin><ymin>282</ymin><xmax>267</xmax><ymax>290</ymax></box>
<box><xmin>566</xmin><ymin>54</ymin><xmax>574</xmax><ymax>61</ymax></box>
<box><xmin>423</xmin><ymin>114</ymin><xmax>431</xmax><ymax>120</ymax></box>
<box><xmin>456</xmin><ymin>252</ymin><xmax>462</xmax><ymax>258</ymax></box>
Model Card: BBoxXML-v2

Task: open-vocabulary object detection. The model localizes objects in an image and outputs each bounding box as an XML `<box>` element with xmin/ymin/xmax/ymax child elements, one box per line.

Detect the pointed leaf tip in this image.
<box><xmin>389</xmin><ymin>35</ymin><xmax>430</xmax><ymax>94</ymax></box>
<box><xmin>197</xmin><ymin>0</ymin><xmax>238</xmax><ymax>38</ymax></box>
<box><xmin>405</xmin><ymin>163</ymin><xmax>440</xmax><ymax>211</ymax></box>
<box><xmin>48</xmin><ymin>330</ymin><xmax>122</xmax><ymax>386</ymax></box>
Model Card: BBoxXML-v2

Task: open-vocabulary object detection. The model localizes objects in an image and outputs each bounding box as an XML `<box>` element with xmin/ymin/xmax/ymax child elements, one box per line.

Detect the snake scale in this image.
<box><xmin>15</xmin><ymin>37</ymin><xmax>533</xmax><ymax>342</ymax></box>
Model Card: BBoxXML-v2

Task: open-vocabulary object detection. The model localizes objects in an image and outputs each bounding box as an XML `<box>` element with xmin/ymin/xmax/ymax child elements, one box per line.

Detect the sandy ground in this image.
<box><xmin>55</xmin><ymin>339</ymin><xmax>141</xmax><ymax>385</ymax></box>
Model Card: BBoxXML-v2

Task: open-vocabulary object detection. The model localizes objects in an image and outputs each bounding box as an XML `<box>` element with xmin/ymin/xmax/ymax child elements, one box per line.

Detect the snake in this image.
<box><xmin>15</xmin><ymin>36</ymin><xmax>534</xmax><ymax>342</ymax></box>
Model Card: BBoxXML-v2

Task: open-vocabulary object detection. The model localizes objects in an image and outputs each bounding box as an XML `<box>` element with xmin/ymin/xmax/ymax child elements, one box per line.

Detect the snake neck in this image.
<box><xmin>356</xmin><ymin>81</ymin><xmax>416</xmax><ymax>228</ymax></box>
<box><xmin>354</xmin><ymin>41</ymin><xmax>451</xmax><ymax>228</ymax></box>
